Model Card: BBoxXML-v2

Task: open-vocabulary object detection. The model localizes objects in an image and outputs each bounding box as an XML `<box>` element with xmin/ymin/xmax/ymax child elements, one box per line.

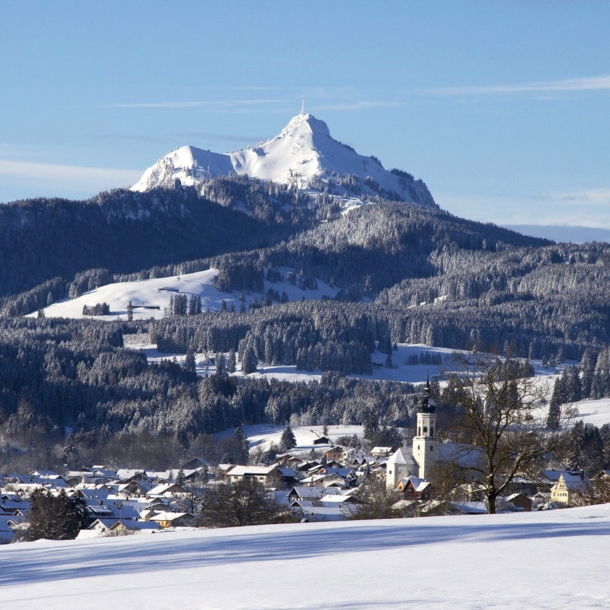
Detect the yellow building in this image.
<box><xmin>551</xmin><ymin>472</ymin><xmax>590</xmax><ymax>506</ymax></box>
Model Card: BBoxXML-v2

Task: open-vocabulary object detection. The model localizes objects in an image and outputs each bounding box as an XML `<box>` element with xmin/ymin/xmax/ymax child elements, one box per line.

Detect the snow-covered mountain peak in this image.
<box><xmin>280</xmin><ymin>113</ymin><xmax>331</xmax><ymax>138</ymax></box>
<box><xmin>131</xmin><ymin>113</ymin><xmax>438</xmax><ymax>210</ymax></box>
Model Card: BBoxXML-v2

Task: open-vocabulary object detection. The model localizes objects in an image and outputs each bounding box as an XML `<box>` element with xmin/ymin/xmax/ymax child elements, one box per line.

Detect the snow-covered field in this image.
<box><xmin>572</xmin><ymin>398</ymin><xmax>610</xmax><ymax>428</ymax></box>
<box><xmin>2</xmin><ymin>504</ymin><xmax>610</xmax><ymax>609</ymax></box>
<box><xmin>33</xmin><ymin>267</ymin><xmax>340</xmax><ymax>321</ymax></box>
<box><xmin>214</xmin><ymin>424</ymin><xmax>364</xmax><ymax>453</ymax></box>
<box><xmin>134</xmin><ymin>341</ymin><xmax>456</xmax><ymax>385</ymax></box>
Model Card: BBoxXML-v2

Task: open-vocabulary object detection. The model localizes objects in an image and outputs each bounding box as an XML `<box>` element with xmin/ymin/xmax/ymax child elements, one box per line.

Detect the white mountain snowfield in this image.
<box><xmin>2</xmin><ymin>504</ymin><xmax>610</xmax><ymax>609</ymax></box>
<box><xmin>131</xmin><ymin>113</ymin><xmax>437</xmax><ymax>210</ymax></box>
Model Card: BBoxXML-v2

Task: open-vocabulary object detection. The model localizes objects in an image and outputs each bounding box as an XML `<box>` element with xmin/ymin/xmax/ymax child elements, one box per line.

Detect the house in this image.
<box><xmin>318</xmin><ymin>494</ymin><xmax>360</xmax><ymax>507</ymax></box>
<box><xmin>539</xmin><ymin>470</ymin><xmax>566</xmax><ymax>491</ymax></box>
<box><xmin>78</xmin><ymin>518</ymin><xmax>160</xmax><ymax>538</ymax></box>
<box><xmin>395</xmin><ymin>476</ymin><xmax>431</xmax><ymax>501</ymax></box>
<box><xmin>323</xmin><ymin>446</ymin><xmax>344</xmax><ymax>462</ymax></box>
<box><xmin>551</xmin><ymin>471</ymin><xmax>592</xmax><ymax>506</ymax></box>
<box><xmin>150</xmin><ymin>512</ymin><xmax>195</xmax><ymax>529</ymax></box>
<box><xmin>505</xmin><ymin>493</ymin><xmax>532</xmax><ymax>512</ymax></box>
<box><xmin>312</xmin><ymin>436</ymin><xmax>331</xmax><ymax>446</ymax></box>
<box><xmin>450</xmin><ymin>501</ymin><xmax>488</xmax><ymax>515</ymax></box>
<box><xmin>276</xmin><ymin>454</ymin><xmax>305</xmax><ymax>468</ymax></box>
<box><xmin>180</xmin><ymin>457</ymin><xmax>211</xmax><ymax>472</ymax></box>
<box><xmin>215</xmin><ymin>464</ymin><xmax>236</xmax><ymax>480</ymax></box>
<box><xmin>300</xmin><ymin>473</ymin><xmax>348</xmax><ymax>488</ymax></box>
<box><xmin>504</xmin><ymin>475</ymin><xmax>539</xmax><ymax>497</ymax></box>
<box><xmin>343</xmin><ymin>449</ymin><xmax>369</xmax><ymax>466</ymax></box>
<box><xmin>86</xmin><ymin>502</ymin><xmax>116</xmax><ymax>520</ymax></box>
<box><xmin>220</xmin><ymin>465</ymin><xmax>297</xmax><ymax>488</ymax></box>
<box><xmin>296</xmin><ymin>460</ymin><xmax>320</xmax><ymax>472</ymax></box>
<box><xmin>0</xmin><ymin>514</ymin><xmax>22</xmax><ymax>543</ymax></box>
<box><xmin>225</xmin><ymin>465</ymin><xmax>282</xmax><ymax>487</ymax></box>
<box><xmin>110</xmin><ymin>520</ymin><xmax>159</xmax><ymax>534</ymax></box>
<box><xmin>287</xmin><ymin>486</ymin><xmax>343</xmax><ymax>502</ymax></box>
<box><xmin>146</xmin><ymin>483</ymin><xmax>188</xmax><ymax>498</ymax></box>
<box><xmin>371</xmin><ymin>447</ymin><xmax>393</xmax><ymax>458</ymax></box>
<box><xmin>592</xmin><ymin>470</ymin><xmax>610</xmax><ymax>481</ymax></box>
<box><xmin>116</xmin><ymin>469</ymin><xmax>148</xmax><ymax>481</ymax></box>
<box><xmin>295</xmin><ymin>505</ymin><xmax>351</xmax><ymax>521</ymax></box>
<box><xmin>80</xmin><ymin>518</ymin><xmax>121</xmax><ymax>537</ymax></box>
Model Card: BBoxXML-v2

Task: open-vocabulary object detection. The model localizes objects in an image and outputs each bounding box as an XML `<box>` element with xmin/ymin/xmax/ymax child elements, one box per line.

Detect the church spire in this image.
<box><xmin>418</xmin><ymin>375</ymin><xmax>436</xmax><ymax>413</ymax></box>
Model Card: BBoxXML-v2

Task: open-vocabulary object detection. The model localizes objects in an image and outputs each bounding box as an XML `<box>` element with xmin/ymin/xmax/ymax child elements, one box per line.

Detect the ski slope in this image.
<box><xmin>2</xmin><ymin>504</ymin><xmax>610</xmax><ymax>609</ymax></box>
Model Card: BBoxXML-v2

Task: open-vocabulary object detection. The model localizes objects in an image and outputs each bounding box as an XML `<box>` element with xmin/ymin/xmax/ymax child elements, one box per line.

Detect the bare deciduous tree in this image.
<box><xmin>347</xmin><ymin>476</ymin><xmax>404</xmax><ymax>520</ymax></box>
<box><xmin>199</xmin><ymin>479</ymin><xmax>288</xmax><ymax>528</ymax></box>
<box><xmin>441</xmin><ymin>351</ymin><xmax>570</xmax><ymax>514</ymax></box>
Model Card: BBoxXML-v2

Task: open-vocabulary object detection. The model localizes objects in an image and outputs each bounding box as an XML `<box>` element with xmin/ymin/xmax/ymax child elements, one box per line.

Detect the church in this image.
<box><xmin>386</xmin><ymin>378</ymin><xmax>440</xmax><ymax>490</ymax></box>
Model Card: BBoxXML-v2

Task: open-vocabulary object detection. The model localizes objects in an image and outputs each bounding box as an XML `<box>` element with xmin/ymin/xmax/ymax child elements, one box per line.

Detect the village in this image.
<box><xmin>1</xmin><ymin>381</ymin><xmax>603</xmax><ymax>544</ymax></box>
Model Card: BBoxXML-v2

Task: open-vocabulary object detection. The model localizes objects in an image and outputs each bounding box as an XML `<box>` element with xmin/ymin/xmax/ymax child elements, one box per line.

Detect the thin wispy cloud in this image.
<box><xmin>425</xmin><ymin>75</ymin><xmax>610</xmax><ymax>97</ymax></box>
<box><xmin>439</xmin><ymin>188</ymin><xmax>610</xmax><ymax>229</ymax></box>
<box><xmin>174</xmin><ymin>131</ymin><xmax>265</xmax><ymax>143</ymax></box>
<box><xmin>0</xmin><ymin>159</ymin><xmax>141</xmax><ymax>189</ymax></box>
<box><xmin>89</xmin><ymin>131</ymin><xmax>264</xmax><ymax>146</ymax></box>
<box><xmin>315</xmin><ymin>100</ymin><xmax>406</xmax><ymax>111</ymax></box>
<box><xmin>532</xmin><ymin>188</ymin><xmax>610</xmax><ymax>207</ymax></box>
<box><xmin>106</xmin><ymin>99</ymin><xmax>290</xmax><ymax>109</ymax></box>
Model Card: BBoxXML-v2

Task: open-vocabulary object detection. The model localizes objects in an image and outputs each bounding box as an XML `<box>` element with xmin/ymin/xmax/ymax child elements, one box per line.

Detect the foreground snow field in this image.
<box><xmin>2</xmin><ymin>504</ymin><xmax>610</xmax><ymax>609</ymax></box>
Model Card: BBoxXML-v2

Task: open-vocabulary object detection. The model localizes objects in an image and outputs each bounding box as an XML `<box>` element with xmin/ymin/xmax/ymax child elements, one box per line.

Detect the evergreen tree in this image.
<box><xmin>200</xmin><ymin>479</ymin><xmax>285</xmax><ymax>527</ymax></box>
<box><xmin>227</xmin><ymin>348</ymin><xmax>237</xmax><ymax>373</ymax></box>
<box><xmin>215</xmin><ymin>352</ymin><xmax>226</xmax><ymax>376</ymax></box>
<box><xmin>19</xmin><ymin>489</ymin><xmax>89</xmax><ymax>541</ymax></box>
<box><xmin>242</xmin><ymin>346</ymin><xmax>258</xmax><ymax>374</ymax></box>
<box><xmin>183</xmin><ymin>350</ymin><xmax>196</xmax><ymax>374</ymax></box>
<box><xmin>231</xmin><ymin>425</ymin><xmax>250</xmax><ymax>463</ymax></box>
<box><xmin>279</xmin><ymin>425</ymin><xmax>297</xmax><ymax>452</ymax></box>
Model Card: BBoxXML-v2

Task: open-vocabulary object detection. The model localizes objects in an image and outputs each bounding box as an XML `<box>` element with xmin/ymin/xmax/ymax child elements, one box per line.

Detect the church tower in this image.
<box><xmin>412</xmin><ymin>377</ymin><xmax>437</xmax><ymax>479</ymax></box>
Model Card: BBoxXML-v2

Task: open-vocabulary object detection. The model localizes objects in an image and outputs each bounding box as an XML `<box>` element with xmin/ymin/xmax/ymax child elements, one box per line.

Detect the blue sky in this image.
<box><xmin>1</xmin><ymin>1</ymin><xmax>609</xmax><ymax>227</ymax></box>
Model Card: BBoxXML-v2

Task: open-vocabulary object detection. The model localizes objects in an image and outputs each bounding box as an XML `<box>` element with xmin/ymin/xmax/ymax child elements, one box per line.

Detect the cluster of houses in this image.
<box><xmin>380</xmin><ymin>380</ymin><xmax>603</xmax><ymax>514</ymax></box>
<box><xmin>1</xmin><ymin>382</ymin><xmax>606</xmax><ymax>542</ymax></box>
<box><xmin>0</xmin><ymin>458</ymin><xmax>209</xmax><ymax>543</ymax></box>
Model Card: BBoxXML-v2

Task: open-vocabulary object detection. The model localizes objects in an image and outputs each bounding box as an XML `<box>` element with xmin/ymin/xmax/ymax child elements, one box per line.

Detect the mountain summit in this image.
<box><xmin>132</xmin><ymin>113</ymin><xmax>437</xmax><ymax>209</ymax></box>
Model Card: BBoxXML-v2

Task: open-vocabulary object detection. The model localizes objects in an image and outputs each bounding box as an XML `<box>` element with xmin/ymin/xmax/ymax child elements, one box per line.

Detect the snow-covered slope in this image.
<box><xmin>31</xmin><ymin>267</ymin><xmax>340</xmax><ymax>321</ymax></box>
<box><xmin>132</xmin><ymin>113</ymin><xmax>437</xmax><ymax>209</ymax></box>
<box><xmin>3</xmin><ymin>504</ymin><xmax>610</xmax><ymax>609</ymax></box>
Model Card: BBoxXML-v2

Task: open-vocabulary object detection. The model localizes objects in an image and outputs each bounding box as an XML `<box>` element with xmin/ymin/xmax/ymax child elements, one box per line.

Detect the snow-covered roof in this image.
<box><xmin>147</xmin><ymin>483</ymin><xmax>187</xmax><ymax>497</ymax></box>
<box><xmin>387</xmin><ymin>447</ymin><xmax>416</xmax><ymax>466</ymax></box>
<box><xmin>226</xmin><ymin>465</ymin><xmax>278</xmax><ymax>477</ymax></box>
<box><xmin>289</xmin><ymin>486</ymin><xmax>342</xmax><ymax>499</ymax></box>
<box><xmin>150</xmin><ymin>511</ymin><xmax>190</xmax><ymax>522</ymax></box>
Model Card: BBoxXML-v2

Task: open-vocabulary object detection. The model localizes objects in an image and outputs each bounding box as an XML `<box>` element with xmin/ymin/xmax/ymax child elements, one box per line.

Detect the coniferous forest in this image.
<box><xmin>2</xmin><ymin>176</ymin><xmax>610</xmax><ymax>468</ymax></box>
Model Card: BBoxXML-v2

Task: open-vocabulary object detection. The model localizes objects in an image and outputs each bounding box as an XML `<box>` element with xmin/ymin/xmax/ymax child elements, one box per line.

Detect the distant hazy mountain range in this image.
<box><xmin>504</xmin><ymin>225</ymin><xmax>610</xmax><ymax>244</ymax></box>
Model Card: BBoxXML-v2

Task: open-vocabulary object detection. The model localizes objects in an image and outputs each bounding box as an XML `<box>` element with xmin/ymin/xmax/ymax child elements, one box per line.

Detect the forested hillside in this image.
<box><xmin>0</xmin><ymin>177</ymin><xmax>315</xmax><ymax>302</ymax></box>
<box><xmin>2</xmin><ymin>176</ymin><xmax>610</xmax><ymax>468</ymax></box>
<box><xmin>0</xmin><ymin>317</ymin><xmax>419</xmax><ymax>470</ymax></box>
